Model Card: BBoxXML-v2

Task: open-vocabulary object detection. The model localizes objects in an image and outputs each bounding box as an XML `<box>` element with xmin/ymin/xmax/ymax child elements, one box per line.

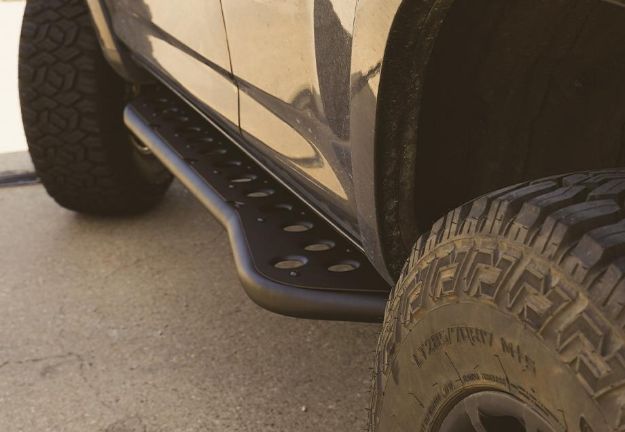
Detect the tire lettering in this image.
<box><xmin>413</xmin><ymin>327</ymin><xmax>536</xmax><ymax>375</ymax></box>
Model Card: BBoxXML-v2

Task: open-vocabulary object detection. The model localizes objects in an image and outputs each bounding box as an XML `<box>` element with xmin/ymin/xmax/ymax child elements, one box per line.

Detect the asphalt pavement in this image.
<box><xmin>0</xmin><ymin>179</ymin><xmax>379</xmax><ymax>432</ymax></box>
<box><xmin>0</xmin><ymin>2</ymin><xmax>380</xmax><ymax>431</ymax></box>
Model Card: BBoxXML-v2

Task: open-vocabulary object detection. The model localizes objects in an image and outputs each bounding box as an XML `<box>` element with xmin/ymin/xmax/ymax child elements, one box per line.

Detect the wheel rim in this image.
<box><xmin>437</xmin><ymin>391</ymin><xmax>557</xmax><ymax>432</ymax></box>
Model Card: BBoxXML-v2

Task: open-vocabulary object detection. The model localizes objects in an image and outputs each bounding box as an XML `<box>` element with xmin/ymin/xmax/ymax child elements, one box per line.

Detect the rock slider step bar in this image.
<box><xmin>124</xmin><ymin>86</ymin><xmax>389</xmax><ymax>322</ymax></box>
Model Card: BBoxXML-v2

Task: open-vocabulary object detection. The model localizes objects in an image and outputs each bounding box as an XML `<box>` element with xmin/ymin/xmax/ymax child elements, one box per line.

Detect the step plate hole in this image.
<box><xmin>247</xmin><ymin>189</ymin><xmax>275</xmax><ymax>198</ymax></box>
<box><xmin>273</xmin><ymin>256</ymin><xmax>308</xmax><ymax>270</ymax></box>
<box><xmin>283</xmin><ymin>222</ymin><xmax>313</xmax><ymax>233</ymax></box>
<box><xmin>328</xmin><ymin>260</ymin><xmax>360</xmax><ymax>273</ymax></box>
<box><xmin>304</xmin><ymin>241</ymin><xmax>335</xmax><ymax>252</ymax></box>
<box><xmin>230</xmin><ymin>174</ymin><xmax>257</xmax><ymax>183</ymax></box>
<box><xmin>218</xmin><ymin>160</ymin><xmax>243</xmax><ymax>168</ymax></box>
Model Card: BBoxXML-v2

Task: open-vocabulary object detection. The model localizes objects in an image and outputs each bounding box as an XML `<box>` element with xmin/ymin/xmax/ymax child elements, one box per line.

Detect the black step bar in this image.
<box><xmin>124</xmin><ymin>87</ymin><xmax>389</xmax><ymax>322</ymax></box>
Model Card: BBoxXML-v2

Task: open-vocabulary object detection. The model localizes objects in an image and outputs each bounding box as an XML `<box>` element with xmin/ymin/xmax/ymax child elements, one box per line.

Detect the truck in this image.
<box><xmin>18</xmin><ymin>0</ymin><xmax>625</xmax><ymax>430</ymax></box>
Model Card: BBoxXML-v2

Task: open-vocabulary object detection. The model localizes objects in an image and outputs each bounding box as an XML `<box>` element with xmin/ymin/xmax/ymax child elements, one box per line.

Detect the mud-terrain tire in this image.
<box><xmin>18</xmin><ymin>0</ymin><xmax>171</xmax><ymax>215</ymax></box>
<box><xmin>371</xmin><ymin>170</ymin><xmax>625</xmax><ymax>431</ymax></box>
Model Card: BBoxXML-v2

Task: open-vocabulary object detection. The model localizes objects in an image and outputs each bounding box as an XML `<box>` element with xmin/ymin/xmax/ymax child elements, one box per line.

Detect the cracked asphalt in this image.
<box><xmin>0</xmin><ymin>2</ymin><xmax>380</xmax><ymax>431</ymax></box>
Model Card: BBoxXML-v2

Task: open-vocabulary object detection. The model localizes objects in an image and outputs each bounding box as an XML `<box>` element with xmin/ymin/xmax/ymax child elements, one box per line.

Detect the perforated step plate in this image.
<box><xmin>125</xmin><ymin>86</ymin><xmax>389</xmax><ymax>322</ymax></box>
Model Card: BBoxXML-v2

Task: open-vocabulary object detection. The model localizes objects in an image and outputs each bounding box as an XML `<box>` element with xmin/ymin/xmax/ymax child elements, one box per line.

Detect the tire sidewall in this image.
<box><xmin>374</xmin><ymin>237</ymin><xmax>611</xmax><ymax>432</ymax></box>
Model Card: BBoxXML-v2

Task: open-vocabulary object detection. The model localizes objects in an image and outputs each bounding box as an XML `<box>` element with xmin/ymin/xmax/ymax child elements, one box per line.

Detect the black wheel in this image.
<box><xmin>18</xmin><ymin>0</ymin><xmax>171</xmax><ymax>215</ymax></box>
<box><xmin>371</xmin><ymin>169</ymin><xmax>625</xmax><ymax>431</ymax></box>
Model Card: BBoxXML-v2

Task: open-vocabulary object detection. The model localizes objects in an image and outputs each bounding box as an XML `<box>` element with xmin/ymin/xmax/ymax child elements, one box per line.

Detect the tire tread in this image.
<box><xmin>372</xmin><ymin>169</ymin><xmax>625</xmax><ymax>431</ymax></box>
<box><xmin>19</xmin><ymin>0</ymin><xmax>170</xmax><ymax>215</ymax></box>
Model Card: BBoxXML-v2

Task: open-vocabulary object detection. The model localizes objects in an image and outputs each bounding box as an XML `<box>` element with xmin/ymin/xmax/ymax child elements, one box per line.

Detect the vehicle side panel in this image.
<box><xmin>103</xmin><ymin>0</ymin><xmax>238</xmax><ymax>124</ymax></box>
<box><xmin>99</xmin><ymin>0</ymin><xmax>409</xmax><ymax>279</ymax></box>
<box><xmin>221</xmin><ymin>0</ymin><xmax>360</xmax><ymax>238</ymax></box>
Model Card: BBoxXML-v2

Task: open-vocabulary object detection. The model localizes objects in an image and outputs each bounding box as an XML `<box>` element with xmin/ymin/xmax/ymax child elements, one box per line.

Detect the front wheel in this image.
<box><xmin>371</xmin><ymin>169</ymin><xmax>625</xmax><ymax>431</ymax></box>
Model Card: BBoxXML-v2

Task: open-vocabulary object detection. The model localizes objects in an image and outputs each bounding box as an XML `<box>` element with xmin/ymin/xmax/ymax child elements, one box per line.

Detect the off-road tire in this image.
<box><xmin>18</xmin><ymin>0</ymin><xmax>171</xmax><ymax>215</ymax></box>
<box><xmin>371</xmin><ymin>169</ymin><xmax>625</xmax><ymax>431</ymax></box>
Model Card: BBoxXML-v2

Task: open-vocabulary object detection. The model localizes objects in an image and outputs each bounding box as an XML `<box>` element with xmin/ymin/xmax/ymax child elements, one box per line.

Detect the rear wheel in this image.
<box><xmin>371</xmin><ymin>169</ymin><xmax>625</xmax><ymax>431</ymax></box>
<box><xmin>18</xmin><ymin>0</ymin><xmax>171</xmax><ymax>215</ymax></box>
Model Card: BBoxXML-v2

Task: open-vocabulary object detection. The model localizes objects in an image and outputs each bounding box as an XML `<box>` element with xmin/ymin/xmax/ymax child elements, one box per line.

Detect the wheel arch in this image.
<box><xmin>350</xmin><ymin>0</ymin><xmax>454</xmax><ymax>281</ymax></box>
<box><xmin>351</xmin><ymin>0</ymin><xmax>625</xmax><ymax>281</ymax></box>
<box><xmin>85</xmin><ymin>0</ymin><xmax>147</xmax><ymax>81</ymax></box>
